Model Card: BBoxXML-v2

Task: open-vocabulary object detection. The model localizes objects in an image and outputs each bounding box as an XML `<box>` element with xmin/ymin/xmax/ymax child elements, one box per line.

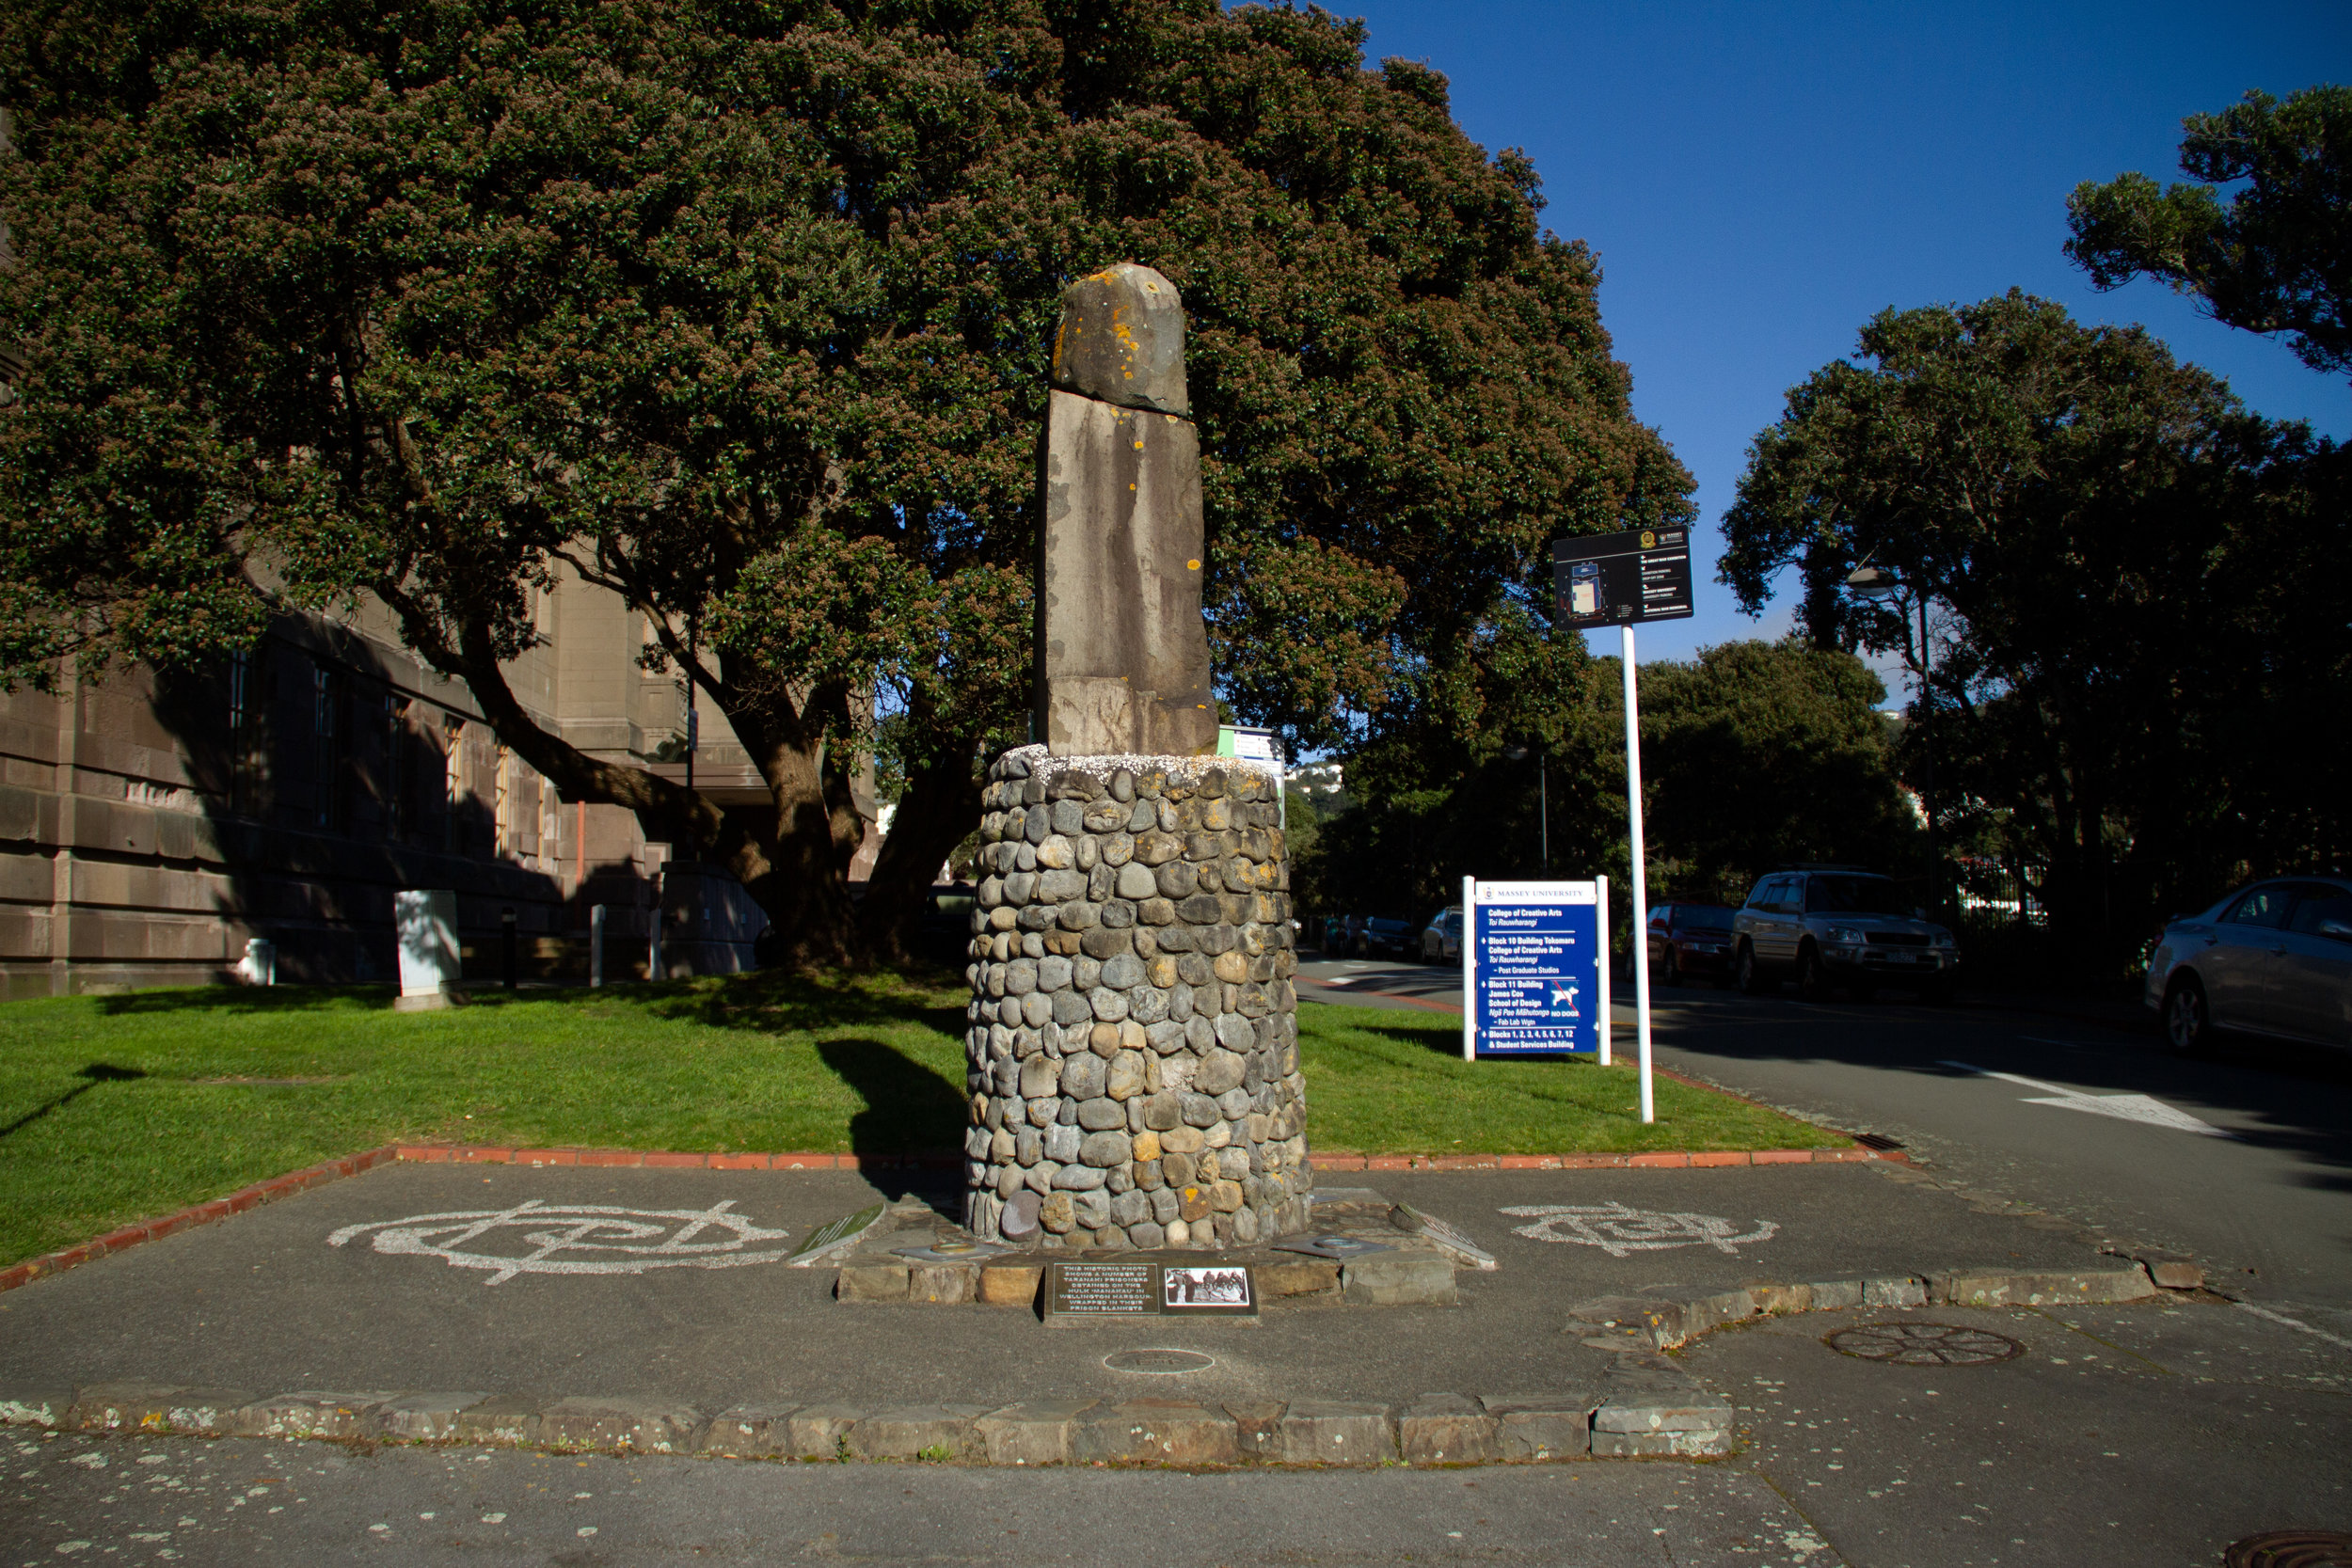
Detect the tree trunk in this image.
<box><xmin>858</xmin><ymin>740</ymin><xmax>984</xmax><ymax>964</ymax></box>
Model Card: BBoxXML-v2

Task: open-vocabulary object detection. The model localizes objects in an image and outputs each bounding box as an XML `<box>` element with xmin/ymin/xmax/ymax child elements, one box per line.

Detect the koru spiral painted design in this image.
<box><xmin>327</xmin><ymin>1198</ymin><xmax>791</xmax><ymax>1285</ymax></box>
<box><xmin>1499</xmin><ymin>1200</ymin><xmax>1779</xmax><ymax>1257</ymax></box>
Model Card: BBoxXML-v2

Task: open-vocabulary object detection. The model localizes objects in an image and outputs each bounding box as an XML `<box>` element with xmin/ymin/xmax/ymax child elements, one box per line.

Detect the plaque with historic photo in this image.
<box><xmin>1160</xmin><ymin>1264</ymin><xmax>1257</xmax><ymax>1316</ymax></box>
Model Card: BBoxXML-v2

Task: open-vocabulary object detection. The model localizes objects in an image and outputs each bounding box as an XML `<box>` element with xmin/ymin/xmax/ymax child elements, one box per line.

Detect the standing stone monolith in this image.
<box><xmin>1035</xmin><ymin>263</ymin><xmax>1220</xmax><ymax>759</ymax></box>
<box><xmin>961</xmin><ymin>264</ymin><xmax>1308</xmax><ymax>1254</ymax></box>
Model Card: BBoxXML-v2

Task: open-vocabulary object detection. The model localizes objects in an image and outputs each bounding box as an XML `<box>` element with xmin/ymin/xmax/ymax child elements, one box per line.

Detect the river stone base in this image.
<box><xmin>961</xmin><ymin>745</ymin><xmax>1306</xmax><ymax>1250</ymax></box>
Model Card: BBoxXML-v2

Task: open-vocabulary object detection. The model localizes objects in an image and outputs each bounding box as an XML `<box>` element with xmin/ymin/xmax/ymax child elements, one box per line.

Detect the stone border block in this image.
<box><xmin>976</xmin><ymin>1400</ymin><xmax>1099</xmax><ymax>1465</ymax></box>
<box><xmin>366</xmin><ymin>1392</ymin><xmax>488</xmax><ymax>1442</ymax></box>
<box><xmin>837</xmin><ymin>1262</ymin><xmax>910</xmax><ymax>1302</ymax></box>
<box><xmin>0</xmin><ymin>1389</ymin><xmax>71</xmax><ymax>1429</ymax></box>
<box><xmin>1340</xmin><ymin>1253</ymin><xmax>1457</xmax><ymax>1307</ymax></box>
<box><xmin>448</xmin><ymin>1394</ymin><xmax>542</xmax><ymax>1446</ymax></box>
<box><xmin>698</xmin><ymin>1405</ymin><xmax>803</xmax><ymax>1457</ymax></box>
<box><xmin>1223</xmin><ymin>1401</ymin><xmax>1286</xmax><ymax>1457</ymax></box>
<box><xmin>847</xmin><ymin>1405</ymin><xmax>986</xmax><ymax>1462</ymax></box>
<box><xmin>224</xmin><ymin>1392</ymin><xmax>395</xmax><ymax>1440</ymax></box>
<box><xmin>69</xmin><ymin>1384</ymin><xmax>249</xmax><ymax>1434</ymax></box>
<box><xmin>1480</xmin><ymin>1395</ymin><xmax>1594</xmax><ymax>1461</ymax></box>
<box><xmin>1275</xmin><ymin>1400</ymin><xmax>1395</xmax><ymax>1465</ymax></box>
<box><xmin>1398</xmin><ymin>1394</ymin><xmax>1502</xmax><ymax>1465</ymax></box>
<box><xmin>1863</xmin><ymin>1275</ymin><xmax>1929</xmax><ymax>1307</ymax></box>
<box><xmin>1931</xmin><ymin>1265</ymin><xmax>2154</xmax><ymax>1307</ymax></box>
<box><xmin>783</xmin><ymin>1404</ymin><xmax>864</xmax><ymax>1459</ymax></box>
<box><xmin>1074</xmin><ymin>1400</ymin><xmax>1240</xmax><ymax>1465</ymax></box>
<box><xmin>537</xmin><ymin>1397</ymin><xmax>706</xmax><ymax>1454</ymax></box>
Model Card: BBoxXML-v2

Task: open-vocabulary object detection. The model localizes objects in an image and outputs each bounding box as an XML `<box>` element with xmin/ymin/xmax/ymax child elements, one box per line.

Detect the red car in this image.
<box><xmin>1646</xmin><ymin>903</ymin><xmax>1740</xmax><ymax>988</ymax></box>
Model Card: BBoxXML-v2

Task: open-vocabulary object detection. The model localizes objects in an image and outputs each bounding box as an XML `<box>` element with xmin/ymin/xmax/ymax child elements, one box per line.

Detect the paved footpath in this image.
<box><xmin>5</xmin><ymin>1149</ymin><xmax>2349</xmax><ymax>1560</ymax></box>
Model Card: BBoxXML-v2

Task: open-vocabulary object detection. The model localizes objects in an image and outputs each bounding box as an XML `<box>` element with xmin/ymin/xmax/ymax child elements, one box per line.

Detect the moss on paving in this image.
<box><xmin>0</xmin><ymin>974</ymin><xmax>1838</xmax><ymax>1268</ymax></box>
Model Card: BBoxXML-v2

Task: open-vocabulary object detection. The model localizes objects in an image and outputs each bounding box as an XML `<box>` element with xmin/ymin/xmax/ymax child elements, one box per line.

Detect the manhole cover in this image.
<box><xmin>2226</xmin><ymin>1531</ymin><xmax>2352</xmax><ymax>1568</ymax></box>
<box><xmin>1104</xmin><ymin>1349</ymin><xmax>1215</xmax><ymax>1375</ymax></box>
<box><xmin>1824</xmin><ymin>1322</ymin><xmax>2025</xmax><ymax>1365</ymax></box>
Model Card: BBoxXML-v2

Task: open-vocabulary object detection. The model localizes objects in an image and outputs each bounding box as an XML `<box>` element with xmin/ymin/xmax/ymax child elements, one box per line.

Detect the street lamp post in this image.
<box><xmin>1847</xmin><ymin>565</ymin><xmax>1938</xmax><ymax>920</ymax></box>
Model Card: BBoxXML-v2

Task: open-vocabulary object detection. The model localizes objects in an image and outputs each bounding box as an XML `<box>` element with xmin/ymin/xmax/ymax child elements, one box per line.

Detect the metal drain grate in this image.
<box><xmin>1851</xmin><ymin>1132</ymin><xmax>1906</xmax><ymax>1151</ymax></box>
<box><xmin>2225</xmin><ymin>1531</ymin><xmax>2352</xmax><ymax>1568</ymax></box>
<box><xmin>1824</xmin><ymin>1322</ymin><xmax>2024</xmax><ymax>1365</ymax></box>
<box><xmin>1104</xmin><ymin>1348</ymin><xmax>1215</xmax><ymax>1374</ymax></box>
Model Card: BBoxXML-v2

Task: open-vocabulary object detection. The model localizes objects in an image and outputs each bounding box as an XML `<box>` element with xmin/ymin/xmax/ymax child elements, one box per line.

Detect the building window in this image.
<box><xmin>227</xmin><ymin>648</ymin><xmax>269</xmax><ymax>817</ymax></box>
<box><xmin>384</xmin><ymin>695</ymin><xmax>412</xmax><ymax>841</ymax></box>
<box><xmin>443</xmin><ymin>718</ymin><xmax>466</xmax><ymax>853</ymax></box>
<box><xmin>493</xmin><ymin>745</ymin><xmax>513</xmax><ymax>858</ymax></box>
<box><xmin>311</xmin><ymin>663</ymin><xmax>344</xmax><ymax>831</ymax></box>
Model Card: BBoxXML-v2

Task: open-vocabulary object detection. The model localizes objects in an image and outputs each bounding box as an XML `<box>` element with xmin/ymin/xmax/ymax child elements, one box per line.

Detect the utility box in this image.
<box><xmin>394</xmin><ymin>889</ymin><xmax>463</xmax><ymax>1011</ymax></box>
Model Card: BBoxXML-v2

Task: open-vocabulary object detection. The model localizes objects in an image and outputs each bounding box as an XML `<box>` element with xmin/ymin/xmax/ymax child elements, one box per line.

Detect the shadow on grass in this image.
<box><xmin>816</xmin><ymin>1037</ymin><xmax>966</xmax><ymax>1156</ymax></box>
<box><xmin>1317</xmin><ymin>1014</ymin><xmax>1606</xmax><ymax>1070</ymax></box>
<box><xmin>94</xmin><ymin>985</ymin><xmax>397</xmax><ymax>1016</ymax></box>
<box><xmin>2</xmin><ymin>1063</ymin><xmax>148</xmax><ymax>1139</ymax></box>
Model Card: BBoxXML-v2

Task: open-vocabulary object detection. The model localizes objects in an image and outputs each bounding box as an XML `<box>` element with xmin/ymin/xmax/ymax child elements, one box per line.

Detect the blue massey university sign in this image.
<box><xmin>1461</xmin><ymin>879</ymin><xmax>1609</xmax><ymax>1059</ymax></box>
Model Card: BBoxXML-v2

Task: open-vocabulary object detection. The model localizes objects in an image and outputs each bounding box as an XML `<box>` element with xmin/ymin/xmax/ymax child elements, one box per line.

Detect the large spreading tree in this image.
<box><xmin>0</xmin><ymin>0</ymin><xmax>1689</xmax><ymax>963</ymax></box>
<box><xmin>1722</xmin><ymin>292</ymin><xmax>2349</xmax><ymax>969</ymax></box>
<box><xmin>2066</xmin><ymin>85</ymin><xmax>2352</xmax><ymax>378</ymax></box>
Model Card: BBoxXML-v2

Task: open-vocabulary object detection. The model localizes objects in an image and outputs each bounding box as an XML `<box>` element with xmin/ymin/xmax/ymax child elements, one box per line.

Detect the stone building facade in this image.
<box><xmin>0</xmin><ymin>562</ymin><xmax>784</xmax><ymax>999</ymax></box>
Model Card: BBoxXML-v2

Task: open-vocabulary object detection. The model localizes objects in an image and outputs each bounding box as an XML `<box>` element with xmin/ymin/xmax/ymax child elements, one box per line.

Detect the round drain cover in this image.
<box><xmin>1104</xmin><ymin>1349</ymin><xmax>1215</xmax><ymax>1374</ymax></box>
<box><xmin>1824</xmin><ymin>1322</ymin><xmax>2025</xmax><ymax>1366</ymax></box>
<box><xmin>2226</xmin><ymin>1531</ymin><xmax>2352</xmax><ymax>1568</ymax></box>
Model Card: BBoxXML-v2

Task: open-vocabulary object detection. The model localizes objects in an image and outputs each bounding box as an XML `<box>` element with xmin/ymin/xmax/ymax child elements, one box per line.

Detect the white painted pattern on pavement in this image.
<box><xmin>1937</xmin><ymin>1060</ymin><xmax>2234</xmax><ymax>1137</ymax></box>
<box><xmin>1500</xmin><ymin>1200</ymin><xmax>1778</xmax><ymax>1257</ymax></box>
<box><xmin>327</xmin><ymin>1198</ymin><xmax>793</xmax><ymax>1284</ymax></box>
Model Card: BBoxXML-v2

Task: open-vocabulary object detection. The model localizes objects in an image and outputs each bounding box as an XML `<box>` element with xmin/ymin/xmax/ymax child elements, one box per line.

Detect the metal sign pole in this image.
<box><xmin>1621</xmin><ymin>625</ymin><xmax>1655</xmax><ymax>1123</ymax></box>
<box><xmin>1459</xmin><ymin>875</ymin><xmax>1476</xmax><ymax>1061</ymax></box>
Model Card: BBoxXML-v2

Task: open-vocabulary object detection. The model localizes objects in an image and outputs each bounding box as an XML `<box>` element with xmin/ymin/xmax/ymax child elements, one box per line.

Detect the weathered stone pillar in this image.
<box><xmin>962</xmin><ymin>748</ymin><xmax>1307</xmax><ymax>1250</ymax></box>
<box><xmin>1035</xmin><ymin>263</ymin><xmax>1220</xmax><ymax>760</ymax></box>
<box><xmin>967</xmin><ymin>264</ymin><xmax>1308</xmax><ymax>1252</ymax></box>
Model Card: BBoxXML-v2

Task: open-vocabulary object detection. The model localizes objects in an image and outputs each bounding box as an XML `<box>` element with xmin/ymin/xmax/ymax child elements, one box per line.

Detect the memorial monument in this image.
<box><xmin>962</xmin><ymin>264</ymin><xmax>1310</xmax><ymax>1252</ymax></box>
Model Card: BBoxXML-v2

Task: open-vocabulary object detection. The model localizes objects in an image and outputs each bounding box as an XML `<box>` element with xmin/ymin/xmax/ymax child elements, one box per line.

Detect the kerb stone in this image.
<box><xmin>366</xmin><ymin>1392</ymin><xmax>489</xmax><ymax>1443</ymax></box>
<box><xmin>1931</xmin><ymin>1265</ymin><xmax>2155</xmax><ymax>1307</ymax></box>
<box><xmin>1276</xmin><ymin>1400</ymin><xmax>1396</xmax><ymax>1465</ymax></box>
<box><xmin>224</xmin><ymin>1392</ymin><xmax>396</xmax><ymax>1440</ymax></box>
<box><xmin>783</xmin><ymin>1404</ymin><xmax>865</xmax><ymax>1460</ymax></box>
<box><xmin>976</xmin><ymin>1400</ymin><xmax>1100</xmax><ymax>1465</ymax></box>
<box><xmin>848</xmin><ymin>1405</ymin><xmax>986</xmax><ymax>1462</ymax></box>
<box><xmin>1074</xmin><ymin>1400</ymin><xmax>1240</xmax><ymax>1465</ymax></box>
<box><xmin>697</xmin><ymin>1406</ymin><xmax>803</xmax><ymax>1457</ymax></box>
<box><xmin>1398</xmin><ymin>1395</ymin><xmax>1502</xmax><ymax>1465</ymax></box>
<box><xmin>537</xmin><ymin>1397</ymin><xmax>705</xmax><ymax>1454</ymax></box>
<box><xmin>1481</xmin><ymin>1395</ymin><xmax>1596</xmax><ymax>1461</ymax></box>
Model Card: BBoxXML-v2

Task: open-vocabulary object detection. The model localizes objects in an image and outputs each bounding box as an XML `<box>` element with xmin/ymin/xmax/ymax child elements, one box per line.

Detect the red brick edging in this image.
<box><xmin>0</xmin><ymin>1136</ymin><xmax>1905</xmax><ymax>1297</ymax></box>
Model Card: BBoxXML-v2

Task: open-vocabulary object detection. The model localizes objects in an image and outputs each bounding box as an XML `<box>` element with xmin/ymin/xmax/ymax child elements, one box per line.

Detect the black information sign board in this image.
<box><xmin>1043</xmin><ymin>1259</ymin><xmax>1258</xmax><ymax>1322</ymax></box>
<box><xmin>1553</xmin><ymin>527</ymin><xmax>1694</xmax><ymax>627</ymax></box>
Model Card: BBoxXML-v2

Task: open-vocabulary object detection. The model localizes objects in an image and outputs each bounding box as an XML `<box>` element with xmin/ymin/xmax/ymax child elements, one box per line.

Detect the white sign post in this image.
<box><xmin>1622</xmin><ymin>625</ymin><xmax>1655</xmax><ymax>1123</ymax></box>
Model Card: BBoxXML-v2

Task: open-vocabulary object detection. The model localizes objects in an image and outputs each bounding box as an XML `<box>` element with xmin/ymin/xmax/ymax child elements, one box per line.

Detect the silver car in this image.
<box><xmin>2146</xmin><ymin>877</ymin><xmax>2352</xmax><ymax>1052</ymax></box>
<box><xmin>1731</xmin><ymin>869</ymin><xmax>1959</xmax><ymax>1002</ymax></box>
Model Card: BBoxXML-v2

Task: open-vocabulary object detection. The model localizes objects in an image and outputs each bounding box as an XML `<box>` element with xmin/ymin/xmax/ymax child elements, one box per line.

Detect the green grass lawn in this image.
<box><xmin>0</xmin><ymin>974</ymin><xmax>1842</xmax><ymax>1268</ymax></box>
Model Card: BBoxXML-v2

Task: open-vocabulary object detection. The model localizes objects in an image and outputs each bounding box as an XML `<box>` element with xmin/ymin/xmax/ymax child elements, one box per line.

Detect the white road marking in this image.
<box><xmin>1937</xmin><ymin>1061</ymin><xmax>2234</xmax><ymax>1137</ymax></box>
<box><xmin>327</xmin><ymin>1199</ymin><xmax>793</xmax><ymax>1284</ymax></box>
<box><xmin>2233</xmin><ymin>1300</ymin><xmax>2352</xmax><ymax>1352</ymax></box>
<box><xmin>1500</xmin><ymin>1201</ymin><xmax>1778</xmax><ymax>1257</ymax></box>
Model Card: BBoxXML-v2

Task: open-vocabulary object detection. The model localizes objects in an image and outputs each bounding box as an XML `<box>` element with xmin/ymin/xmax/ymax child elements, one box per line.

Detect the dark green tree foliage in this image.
<box><xmin>2067</xmin><ymin>86</ymin><xmax>2352</xmax><ymax>378</ymax></box>
<box><xmin>1637</xmin><ymin>639</ymin><xmax>1915</xmax><ymax>905</ymax></box>
<box><xmin>1722</xmin><ymin>293</ymin><xmax>2351</xmax><ymax>970</ymax></box>
<box><xmin>0</xmin><ymin>0</ymin><xmax>1685</xmax><ymax>963</ymax></box>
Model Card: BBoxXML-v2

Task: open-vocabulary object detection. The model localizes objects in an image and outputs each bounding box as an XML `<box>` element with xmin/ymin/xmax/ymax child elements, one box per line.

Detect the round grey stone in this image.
<box><xmin>1090</xmin><ymin>989</ymin><xmax>1130</xmax><ymax>1022</ymax></box>
<box><xmin>1099</xmin><ymin>953</ymin><xmax>1146</xmax><ymax>990</ymax></box>
<box><xmin>1060</xmin><ymin>1053</ymin><xmax>1107</xmax><ymax>1100</ymax></box>
<box><xmin>1216</xmin><ymin>1088</ymin><xmax>1252</xmax><ymax>1119</ymax></box>
<box><xmin>1080</xmin><ymin>1129</ymin><xmax>1132</xmax><ymax>1166</ymax></box>
<box><xmin>1045</xmin><ymin>1121</ymin><xmax>1082</xmax><ymax>1163</ymax></box>
<box><xmin>1127</xmin><ymin>1220</ymin><xmax>1166</xmax><ymax>1249</ymax></box>
<box><xmin>1181</xmin><ymin>1093</ymin><xmax>1221</xmax><ymax>1128</ymax></box>
<box><xmin>1037</xmin><ymin>955</ymin><xmax>1073</xmax><ymax>992</ymax></box>
<box><xmin>1129</xmin><ymin>986</ymin><xmax>1170</xmax><ymax>1025</ymax></box>
<box><xmin>1192</xmin><ymin>1048</ymin><xmax>1245</xmax><ymax>1096</ymax></box>
<box><xmin>1055</xmin><ymin>1164</ymin><xmax>1107</xmax><ymax>1193</ymax></box>
<box><xmin>1076</xmin><ymin>1097</ymin><xmax>1127</xmax><ymax>1132</ymax></box>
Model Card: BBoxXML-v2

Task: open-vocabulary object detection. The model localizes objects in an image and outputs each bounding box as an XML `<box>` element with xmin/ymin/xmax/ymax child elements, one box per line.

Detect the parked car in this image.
<box><xmin>1646</xmin><ymin>902</ymin><xmax>1739</xmax><ymax>987</ymax></box>
<box><xmin>1421</xmin><ymin>906</ymin><xmax>1464</xmax><ymax>963</ymax></box>
<box><xmin>1731</xmin><ymin>869</ymin><xmax>1959</xmax><ymax>1002</ymax></box>
<box><xmin>1360</xmin><ymin>916</ymin><xmax>1416</xmax><ymax>959</ymax></box>
<box><xmin>2146</xmin><ymin>876</ymin><xmax>2352</xmax><ymax>1053</ymax></box>
<box><xmin>918</xmin><ymin>882</ymin><xmax>977</xmax><ymax>963</ymax></box>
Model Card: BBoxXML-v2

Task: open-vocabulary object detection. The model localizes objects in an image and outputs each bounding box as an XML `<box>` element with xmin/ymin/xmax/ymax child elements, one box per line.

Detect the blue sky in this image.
<box><xmin>1340</xmin><ymin>1</ymin><xmax>2352</xmax><ymax>674</ymax></box>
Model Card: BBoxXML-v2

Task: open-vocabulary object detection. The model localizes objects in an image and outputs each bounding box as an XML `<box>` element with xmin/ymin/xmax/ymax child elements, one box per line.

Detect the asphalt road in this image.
<box><xmin>1297</xmin><ymin>955</ymin><xmax>2352</xmax><ymax>1312</ymax></box>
